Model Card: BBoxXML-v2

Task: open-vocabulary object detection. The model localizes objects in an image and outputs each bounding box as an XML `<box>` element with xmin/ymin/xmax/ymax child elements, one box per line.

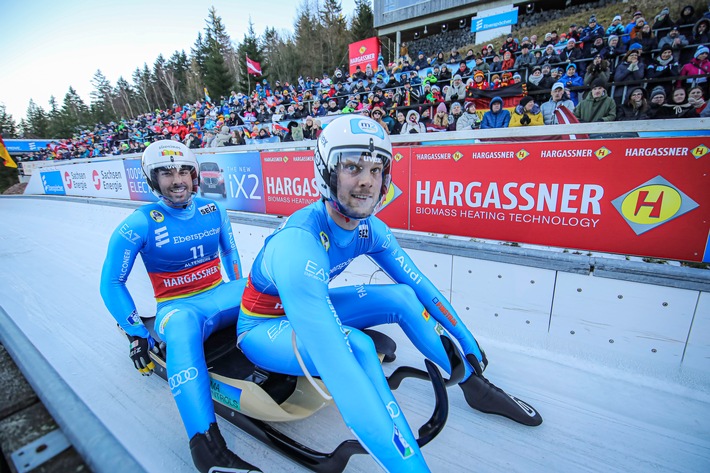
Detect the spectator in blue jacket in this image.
<box><xmin>560</xmin><ymin>63</ymin><xmax>585</xmax><ymax>104</ymax></box>
<box><xmin>622</xmin><ymin>11</ymin><xmax>644</xmax><ymax>44</ymax></box>
<box><xmin>481</xmin><ymin>96</ymin><xmax>511</xmax><ymax>129</ymax></box>
<box><xmin>606</xmin><ymin>15</ymin><xmax>625</xmax><ymax>36</ymax></box>
<box><xmin>580</xmin><ymin>15</ymin><xmax>605</xmax><ymax>44</ymax></box>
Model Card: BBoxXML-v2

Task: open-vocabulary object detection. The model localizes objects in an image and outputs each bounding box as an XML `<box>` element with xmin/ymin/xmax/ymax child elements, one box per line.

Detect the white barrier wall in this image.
<box><xmin>289</xmin><ymin>229</ymin><xmax>708</xmax><ymax>373</ymax></box>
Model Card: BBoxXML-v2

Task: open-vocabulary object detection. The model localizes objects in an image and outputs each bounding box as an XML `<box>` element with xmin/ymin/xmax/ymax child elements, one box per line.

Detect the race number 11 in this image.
<box><xmin>190</xmin><ymin>245</ymin><xmax>204</xmax><ymax>259</ymax></box>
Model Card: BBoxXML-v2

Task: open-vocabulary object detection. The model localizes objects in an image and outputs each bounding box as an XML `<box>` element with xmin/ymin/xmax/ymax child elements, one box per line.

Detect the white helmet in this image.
<box><xmin>314</xmin><ymin>115</ymin><xmax>393</xmax><ymax>219</ymax></box>
<box><xmin>141</xmin><ymin>140</ymin><xmax>199</xmax><ymax>203</ymax></box>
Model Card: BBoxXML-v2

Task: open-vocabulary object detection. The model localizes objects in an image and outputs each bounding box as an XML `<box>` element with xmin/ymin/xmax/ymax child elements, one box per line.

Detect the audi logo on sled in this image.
<box><xmin>169</xmin><ymin>367</ymin><xmax>199</xmax><ymax>389</ymax></box>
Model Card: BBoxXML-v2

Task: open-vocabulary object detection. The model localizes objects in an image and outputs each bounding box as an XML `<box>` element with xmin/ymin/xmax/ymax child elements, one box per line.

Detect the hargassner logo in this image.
<box><xmin>611</xmin><ymin>175</ymin><xmax>698</xmax><ymax>235</ymax></box>
<box><xmin>41</xmin><ymin>171</ymin><xmax>66</xmax><ymax>195</ymax></box>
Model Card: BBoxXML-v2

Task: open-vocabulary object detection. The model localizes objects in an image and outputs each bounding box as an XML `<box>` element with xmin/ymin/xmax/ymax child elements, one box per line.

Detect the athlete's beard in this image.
<box><xmin>163</xmin><ymin>184</ymin><xmax>192</xmax><ymax>208</ymax></box>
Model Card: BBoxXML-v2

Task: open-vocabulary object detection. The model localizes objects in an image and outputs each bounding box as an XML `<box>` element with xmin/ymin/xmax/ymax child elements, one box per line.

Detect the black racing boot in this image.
<box><xmin>459</xmin><ymin>373</ymin><xmax>543</xmax><ymax>427</ymax></box>
<box><xmin>189</xmin><ymin>423</ymin><xmax>262</xmax><ymax>473</ymax></box>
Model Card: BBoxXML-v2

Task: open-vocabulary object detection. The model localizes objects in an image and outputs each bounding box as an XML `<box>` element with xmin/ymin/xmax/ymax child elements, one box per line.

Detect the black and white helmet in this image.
<box><xmin>141</xmin><ymin>140</ymin><xmax>199</xmax><ymax>202</ymax></box>
<box><xmin>313</xmin><ymin>115</ymin><xmax>393</xmax><ymax>218</ymax></box>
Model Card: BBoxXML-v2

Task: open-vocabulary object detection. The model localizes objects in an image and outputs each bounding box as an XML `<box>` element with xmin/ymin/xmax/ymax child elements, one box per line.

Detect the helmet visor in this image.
<box><xmin>329</xmin><ymin>149</ymin><xmax>392</xmax><ymax>219</ymax></box>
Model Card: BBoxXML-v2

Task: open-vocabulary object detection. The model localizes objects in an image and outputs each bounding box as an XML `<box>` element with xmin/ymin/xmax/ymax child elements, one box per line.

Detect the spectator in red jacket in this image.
<box><xmin>678</xmin><ymin>45</ymin><xmax>710</xmax><ymax>90</ymax></box>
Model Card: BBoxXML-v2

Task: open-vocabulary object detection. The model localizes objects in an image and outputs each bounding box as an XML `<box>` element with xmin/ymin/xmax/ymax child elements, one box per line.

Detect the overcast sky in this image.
<box><xmin>0</xmin><ymin>0</ymin><xmax>357</xmax><ymax>122</ymax></box>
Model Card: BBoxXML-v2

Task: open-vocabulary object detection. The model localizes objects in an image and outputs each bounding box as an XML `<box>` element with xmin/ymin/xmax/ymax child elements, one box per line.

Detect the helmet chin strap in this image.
<box><xmin>329</xmin><ymin>194</ymin><xmax>382</xmax><ymax>221</ymax></box>
<box><xmin>156</xmin><ymin>191</ymin><xmax>194</xmax><ymax>209</ymax></box>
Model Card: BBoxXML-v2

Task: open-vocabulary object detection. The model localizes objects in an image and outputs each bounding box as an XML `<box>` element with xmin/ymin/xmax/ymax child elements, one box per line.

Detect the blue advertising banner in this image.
<box><xmin>123</xmin><ymin>159</ymin><xmax>157</xmax><ymax>202</ymax></box>
<box><xmin>470</xmin><ymin>8</ymin><xmax>518</xmax><ymax>33</ymax></box>
<box><xmin>195</xmin><ymin>152</ymin><xmax>266</xmax><ymax>213</ymax></box>
<box><xmin>4</xmin><ymin>139</ymin><xmax>53</xmax><ymax>153</ymax></box>
<box><xmin>40</xmin><ymin>170</ymin><xmax>66</xmax><ymax>195</ymax></box>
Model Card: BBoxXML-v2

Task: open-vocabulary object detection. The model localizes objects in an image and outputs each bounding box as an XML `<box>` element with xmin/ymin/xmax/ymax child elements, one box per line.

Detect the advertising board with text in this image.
<box><xmin>123</xmin><ymin>159</ymin><xmax>157</xmax><ymax>202</ymax></box>
<box><xmin>195</xmin><ymin>152</ymin><xmax>266</xmax><ymax>213</ymax></box>
<box><xmin>261</xmin><ymin>150</ymin><xmax>321</xmax><ymax>216</ymax></box>
<box><xmin>408</xmin><ymin>138</ymin><xmax>710</xmax><ymax>262</ymax></box>
<box><xmin>348</xmin><ymin>37</ymin><xmax>380</xmax><ymax>75</ymax></box>
<box><xmin>260</xmin><ymin>148</ymin><xmax>409</xmax><ymax>228</ymax></box>
<box><xmin>375</xmin><ymin>147</ymin><xmax>410</xmax><ymax>230</ymax></box>
<box><xmin>60</xmin><ymin>160</ymin><xmax>131</xmax><ymax>199</ymax></box>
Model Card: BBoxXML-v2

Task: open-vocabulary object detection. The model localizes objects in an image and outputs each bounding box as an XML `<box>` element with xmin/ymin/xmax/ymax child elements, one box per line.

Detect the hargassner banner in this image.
<box><xmin>24</xmin><ymin>136</ymin><xmax>710</xmax><ymax>262</ymax></box>
<box><xmin>408</xmin><ymin>137</ymin><xmax>710</xmax><ymax>262</ymax></box>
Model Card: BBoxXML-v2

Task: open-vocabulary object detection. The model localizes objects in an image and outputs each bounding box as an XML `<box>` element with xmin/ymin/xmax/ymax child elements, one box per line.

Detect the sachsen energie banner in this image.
<box><xmin>349</xmin><ymin>37</ymin><xmax>380</xmax><ymax>75</ymax></box>
<box><xmin>25</xmin><ymin>137</ymin><xmax>710</xmax><ymax>262</ymax></box>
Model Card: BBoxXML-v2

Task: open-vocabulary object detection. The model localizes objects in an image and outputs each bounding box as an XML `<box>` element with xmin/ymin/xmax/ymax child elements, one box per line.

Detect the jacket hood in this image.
<box><xmin>406</xmin><ymin>110</ymin><xmax>420</xmax><ymax>121</ymax></box>
<box><xmin>489</xmin><ymin>96</ymin><xmax>504</xmax><ymax>111</ymax></box>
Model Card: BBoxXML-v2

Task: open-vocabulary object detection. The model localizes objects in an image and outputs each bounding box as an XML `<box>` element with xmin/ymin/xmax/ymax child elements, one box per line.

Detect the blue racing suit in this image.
<box><xmin>100</xmin><ymin>197</ymin><xmax>244</xmax><ymax>439</ymax></box>
<box><xmin>237</xmin><ymin>200</ymin><xmax>484</xmax><ymax>472</ymax></box>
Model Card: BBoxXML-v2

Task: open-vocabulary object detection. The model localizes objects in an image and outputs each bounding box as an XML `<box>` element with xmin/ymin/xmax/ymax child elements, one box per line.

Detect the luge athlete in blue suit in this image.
<box><xmin>100</xmin><ymin>140</ymin><xmax>261</xmax><ymax>473</ymax></box>
<box><xmin>238</xmin><ymin>115</ymin><xmax>542</xmax><ymax>473</ymax></box>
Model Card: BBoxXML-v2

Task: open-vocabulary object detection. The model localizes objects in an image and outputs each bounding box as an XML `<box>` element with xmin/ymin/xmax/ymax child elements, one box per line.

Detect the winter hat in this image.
<box><xmin>650</xmin><ymin>86</ymin><xmax>666</xmax><ymax>100</ymax></box>
<box><xmin>532</xmin><ymin>65</ymin><xmax>542</xmax><ymax>74</ymax></box>
<box><xmin>608</xmin><ymin>35</ymin><xmax>619</xmax><ymax>43</ymax></box>
<box><xmin>566</xmin><ymin>63</ymin><xmax>577</xmax><ymax>71</ymax></box>
<box><xmin>613</xmin><ymin>15</ymin><xmax>622</xmax><ymax>22</ymax></box>
<box><xmin>591</xmin><ymin>78</ymin><xmax>607</xmax><ymax>89</ymax></box>
<box><xmin>660</xmin><ymin>44</ymin><xmax>673</xmax><ymax>54</ymax></box>
<box><xmin>519</xmin><ymin>96</ymin><xmax>535</xmax><ymax>108</ymax></box>
<box><xmin>695</xmin><ymin>45</ymin><xmax>710</xmax><ymax>58</ymax></box>
<box><xmin>474</xmin><ymin>70</ymin><xmax>485</xmax><ymax>79</ymax></box>
<box><xmin>436</xmin><ymin>102</ymin><xmax>448</xmax><ymax>114</ymax></box>
<box><xmin>466</xmin><ymin>102</ymin><xmax>477</xmax><ymax>111</ymax></box>
<box><xmin>589</xmin><ymin>15</ymin><xmax>597</xmax><ymax>23</ymax></box>
<box><xmin>453</xmin><ymin>74</ymin><xmax>462</xmax><ymax>81</ymax></box>
<box><xmin>625</xmin><ymin>48</ymin><xmax>641</xmax><ymax>61</ymax></box>
<box><xmin>513</xmin><ymin>73</ymin><xmax>522</xmax><ymax>81</ymax></box>
<box><xmin>551</xmin><ymin>82</ymin><xmax>565</xmax><ymax>91</ymax></box>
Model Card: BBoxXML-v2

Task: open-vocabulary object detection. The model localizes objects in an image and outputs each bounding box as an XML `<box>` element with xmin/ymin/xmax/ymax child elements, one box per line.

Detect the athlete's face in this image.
<box><xmin>157</xmin><ymin>166</ymin><xmax>193</xmax><ymax>206</ymax></box>
<box><xmin>336</xmin><ymin>154</ymin><xmax>383</xmax><ymax>221</ymax></box>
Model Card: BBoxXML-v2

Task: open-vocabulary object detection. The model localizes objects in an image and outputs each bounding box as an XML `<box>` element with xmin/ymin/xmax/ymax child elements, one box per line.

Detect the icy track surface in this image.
<box><xmin>0</xmin><ymin>197</ymin><xmax>709</xmax><ymax>473</ymax></box>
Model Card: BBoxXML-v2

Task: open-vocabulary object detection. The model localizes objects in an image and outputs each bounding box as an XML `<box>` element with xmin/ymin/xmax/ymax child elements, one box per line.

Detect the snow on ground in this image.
<box><xmin>0</xmin><ymin>196</ymin><xmax>708</xmax><ymax>473</ymax></box>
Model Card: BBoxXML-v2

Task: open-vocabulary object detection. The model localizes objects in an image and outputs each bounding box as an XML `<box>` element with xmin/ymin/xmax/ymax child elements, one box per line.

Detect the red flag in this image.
<box><xmin>553</xmin><ymin>105</ymin><xmax>588</xmax><ymax>140</ymax></box>
<box><xmin>246</xmin><ymin>56</ymin><xmax>262</xmax><ymax>76</ymax></box>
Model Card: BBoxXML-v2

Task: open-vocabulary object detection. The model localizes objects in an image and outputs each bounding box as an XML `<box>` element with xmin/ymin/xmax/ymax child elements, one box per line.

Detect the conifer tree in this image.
<box><xmin>0</xmin><ymin>105</ymin><xmax>18</xmax><ymax>138</ymax></box>
<box><xmin>351</xmin><ymin>0</ymin><xmax>375</xmax><ymax>41</ymax></box>
<box><xmin>24</xmin><ymin>100</ymin><xmax>51</xmax><ymax>138</ymax></box>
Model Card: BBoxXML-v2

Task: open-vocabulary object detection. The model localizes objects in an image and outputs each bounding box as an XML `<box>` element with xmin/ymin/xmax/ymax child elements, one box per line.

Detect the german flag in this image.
<box><xmin>467</xmin><ymin>82</ymin><xmax>527</xmax><ymax>110</ymax></box>
<box><xmin>0</xmin><ymin>136</ymin><xmax>17</xmax><ymax>168</ymax></box>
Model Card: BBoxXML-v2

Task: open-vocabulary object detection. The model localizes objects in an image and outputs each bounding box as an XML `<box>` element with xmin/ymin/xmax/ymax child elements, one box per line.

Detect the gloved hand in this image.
<box><xmin>127</xmin><ymin>334</ymin><xmax>162</xmax><ymax>376</ymax></box>
<box><xmin>467</xmin><ymin>350</ymin><xmax>489</xmax><ymax>376</ymax></box>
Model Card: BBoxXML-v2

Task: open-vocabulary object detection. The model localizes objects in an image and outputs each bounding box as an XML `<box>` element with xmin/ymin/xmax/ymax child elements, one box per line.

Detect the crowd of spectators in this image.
<box><xmin>19</xmin><ymin>5</ymin><xmax>710</xmax><ymax>162</ymax></box>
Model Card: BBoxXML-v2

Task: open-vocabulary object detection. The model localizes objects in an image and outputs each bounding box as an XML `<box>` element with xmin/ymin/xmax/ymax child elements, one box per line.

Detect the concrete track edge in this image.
<box><xmin>0</xmin><ymin>305</ymin><xmax>147</xmax><ymax>473</ymax></box>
